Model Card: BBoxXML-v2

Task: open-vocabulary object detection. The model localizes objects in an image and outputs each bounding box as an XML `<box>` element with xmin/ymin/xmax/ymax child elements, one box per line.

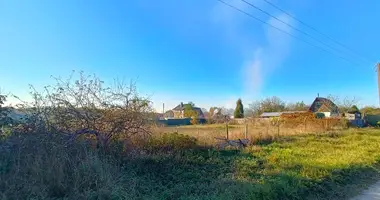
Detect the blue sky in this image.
<box><xmin>0</xmin><ymin>0</ymin><xmax>379</xmax><ymax>111</ymax></box>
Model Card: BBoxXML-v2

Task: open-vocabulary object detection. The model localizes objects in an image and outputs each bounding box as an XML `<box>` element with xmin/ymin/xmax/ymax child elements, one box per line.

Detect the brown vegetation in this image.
<box><xmin>13</xmin><ymin>71</ymin><xmax>152</xmax><ymax>149</ymax></box>
<box><xmin>152</xmin><ymin>114</ymin><xmax>347</xmax><ymax>147</ymax></box>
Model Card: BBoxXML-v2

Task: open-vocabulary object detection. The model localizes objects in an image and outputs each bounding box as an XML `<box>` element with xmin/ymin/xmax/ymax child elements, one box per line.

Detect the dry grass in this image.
<box><xmin>152</xmin><ymin>119</ymin><xmax>345</xmax><ymax>146</ymax></box>
<box><xmin>0</xmin><ymin>133</ymin><xmax>127</xmax><ymax>199</ymax></box>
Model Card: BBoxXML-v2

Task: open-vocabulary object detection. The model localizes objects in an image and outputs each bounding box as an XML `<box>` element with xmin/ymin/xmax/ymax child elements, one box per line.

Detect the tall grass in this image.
<box><xmin>2</xmin><ymin>129</ymin><xmax>380</xmax><ymax>199</ymax></box>
<box><xmin>0</xmin><ymin>133</ymin><xmax>128</xmax><ymax>199</ymax></box>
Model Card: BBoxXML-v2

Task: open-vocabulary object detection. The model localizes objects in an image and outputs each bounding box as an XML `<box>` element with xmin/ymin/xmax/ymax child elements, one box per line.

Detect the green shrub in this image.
<box><xmin>0</xmin><ymin>126</ymin><xmax>12</xmax><ymax>140</ymax></box>
<box><xmin>315</xmin><ymin>113</ymin><xmax>325</xmax><ymax>119</ymax></box>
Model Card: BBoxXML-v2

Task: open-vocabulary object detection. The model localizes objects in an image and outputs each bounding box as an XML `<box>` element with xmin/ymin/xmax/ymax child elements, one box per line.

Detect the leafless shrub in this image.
<box><xmin>14</xmin><ymin>71</ymin><xmax>153</xmax><ymax>148</ymax></box>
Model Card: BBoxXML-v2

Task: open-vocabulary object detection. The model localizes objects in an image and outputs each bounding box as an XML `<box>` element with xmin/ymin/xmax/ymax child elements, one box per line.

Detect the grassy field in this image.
<box><xmin>152</xmin><ymin>120</ymin><xmax>344</xmax><ymax>146</ymax></box>
<box><xmin>2</xmin><ymin>128</ymin><xmax>380</xmax><ymax>199</ymax></box>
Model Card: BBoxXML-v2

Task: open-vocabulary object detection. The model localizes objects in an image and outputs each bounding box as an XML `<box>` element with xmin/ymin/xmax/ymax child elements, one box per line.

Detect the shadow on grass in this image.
<box><xmin>304</xmin><ymin>163</ymin><xmax>380</xmax><ymax>200</ymax></box>
<box><xmin>118</xmin><ymin>149</ymin><xmax>246</xmax><ymax>199</ymax></box>
<box><xmin>116</xmin><ymin>145</ymin><xmax>380</xmax><ymax>200</ymax></box>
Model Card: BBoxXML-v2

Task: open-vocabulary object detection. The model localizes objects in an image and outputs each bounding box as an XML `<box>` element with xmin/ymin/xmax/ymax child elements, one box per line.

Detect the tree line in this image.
<box><xmin>201</xmin><ymin>96</ymin><xmax>380</xmax><ymax>120</ymax></box>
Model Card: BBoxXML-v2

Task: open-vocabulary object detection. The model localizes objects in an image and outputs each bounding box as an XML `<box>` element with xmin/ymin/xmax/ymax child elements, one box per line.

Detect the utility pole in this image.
<box><xmin>162</xmin><ymin>103</ymin><xmax>165</xmax><ymax>114</ymax></box>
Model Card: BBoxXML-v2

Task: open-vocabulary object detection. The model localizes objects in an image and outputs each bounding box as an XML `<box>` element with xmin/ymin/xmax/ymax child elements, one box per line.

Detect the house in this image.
<box><xmin>171</xmin><ymin>102</ymin><xmax>205</xmax><ymax>119</ymax></box>
<box><xmin>152</xmin><ymin>113</ymin><xmax>164</xmax><ymax>120</ymax></box>
<box><xmin>163</xmin><ymin>110</ymin><xmax>174</xmax><ymax>119</ymax></box>
<box><xmin>344</xmin><ymin>112</ymin><xmax>362</xmax><ymax>120</ymax></box>
<box><xmin>308</xmin><ymin>97</ymin><xmax>339</xmax><ymax>118</ymax></box>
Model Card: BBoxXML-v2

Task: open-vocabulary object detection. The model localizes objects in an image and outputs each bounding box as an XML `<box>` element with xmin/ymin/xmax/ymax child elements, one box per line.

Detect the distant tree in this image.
<box><xmin>234</xmin><ymin>98</ymin><xmax>244</xmax><ymax>118</ymax></box>
<box><xmin>208</xmin><ymin>107</ymin><xmax>216</xmax><ymax>123</ymax></box>
<box><xmin>207</xmin><ymin>107</ymin><xmax>224</xmax><ymax>123</ymax></box>
<box><xmin>209</xmin><ymin>107</ymin><xmax>215</xmax><ymax>117</ymax></box>
<box><xmin>248</xmin><ymin>101</ymin><xmax>261</xmax><ymax>117</ymax></box>
<box><xmin>248</xmin><ymin>96</ymin><xmax>286</xmax><ymax>116</ymax></box>
<box><xmin>187</xmin><ymin>102</ymin><xmax>195</xmax><ymax>107</ymax></box>
<box><xmin>184</xmin><ymin>103</ymin><xmax>193</xmax><ymax>112</ymax></box>
<box><xmin>260</xmin><ymin>96</ymin><xmax>285</xmax><ymax>113</ymax></box>
<box><xmin>0</xmin><ymin>92</ymin><xmax>12</xmax><ymax>126</ymax></box>
<box><xmin>326</xmin><ymin>94</ymin><xmax>339</xmax><ymax>104</ymax></box>
<box><xmin>184</xmin><ymin>103</ymin><xmax>198</xmax><ymax>124</ymax></box>
<box><xmin>0</xmin><ymin>94</ymin><xmax>5</xmax><ymax>123</ymax></box>
<box><xmin>221</xmin><ymin>107</ymin><xmax>234</xmax><ymax>116</ymax></box>
<box><xmin>327</xmin><ymin>94</ymin><xmax>359</xmax><ymax>113</ymax></box>
<box><xmin>0</xmin><ymin>94</ymin><xmax>5</xmax><ymax>106</ymax></box>
<box><xmin>209</xmin><ymin>107</ymin><xmax>221</xmax><ymax>117</ymax></box>
<box><xmin>244</xmin><ymin>108</ymin><xmax>254</xmax><ymax>117</ymax></box>
<box><xmin>286</xmin><ymin>101</ymin><xmax>307</xmax><ymax>111</ymax></box>
<box><xmin>361</xmin><ymin>106</ymin><xmax>380</xmax><ymax>115</ymax></box>
<box><xmin>348</xmin><ymin>105</ymin><xmax>360</xmax><ymax>114</ymax></box>
<box><xmin>0</xmin><ymin>93</ymin><xmax>7</xmax><ymax>119</ymax></box>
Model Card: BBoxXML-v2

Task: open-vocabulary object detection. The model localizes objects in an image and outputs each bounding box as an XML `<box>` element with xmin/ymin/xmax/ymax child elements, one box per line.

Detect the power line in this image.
<box><xmin>216</xmin><ymin>0</ymin><xmax>361</xmax><ymax>65</ymax></box>
<box><xmin>260</xmin><ymin>0</ymin><xmax>375</xmax><ymax>64</ymax></box>
<box><xmin>240</xmin><ymin>0</ymin><xmax>367</xmax><ymax>65</ymax></box>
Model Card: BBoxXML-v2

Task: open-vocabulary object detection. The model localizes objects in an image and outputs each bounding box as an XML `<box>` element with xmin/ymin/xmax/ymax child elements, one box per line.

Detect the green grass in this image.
<box><xmin>2</xmin><ymin>129</ymin><xmax>380</xmax><ymax>199</ymax></box>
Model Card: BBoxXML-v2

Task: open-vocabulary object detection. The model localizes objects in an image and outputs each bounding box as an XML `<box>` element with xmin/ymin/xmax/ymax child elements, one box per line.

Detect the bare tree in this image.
<box><xmin>327</xmin><ymin>94</ymin><xmax>359</xmax><ymax>113</ymax></box>
<box><xmin>0</xmin><ymin>90</ymin><xmax>11</xmax><ymax>126</ymax></box>
<box><xmin>248</xmin><ymin>96</ymin><xmax>286</xmax><ymax>116</ymax></box>
<box><xmin>286</xmin><ymin>101</ymin><xmax>307</xmax><ymax>111</ymax></box>
<box><xmin>15</xmin><ymin>71</ymin><xmax>152</xmax><ymax>148</ymax></box>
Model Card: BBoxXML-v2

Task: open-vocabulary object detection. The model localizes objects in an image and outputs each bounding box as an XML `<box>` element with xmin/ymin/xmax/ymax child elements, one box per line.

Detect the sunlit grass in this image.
<box><xmin>234</xmin><ymin>129</ymin><xmax>380</xmax><ymax>199</ymax></box>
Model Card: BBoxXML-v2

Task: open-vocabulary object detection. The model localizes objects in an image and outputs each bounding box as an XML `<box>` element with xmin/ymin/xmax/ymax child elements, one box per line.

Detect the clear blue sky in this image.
<box><xmin>1</xmin><ymin>0</ymin><xmax>379</xmax><ymax>111</ymax></box>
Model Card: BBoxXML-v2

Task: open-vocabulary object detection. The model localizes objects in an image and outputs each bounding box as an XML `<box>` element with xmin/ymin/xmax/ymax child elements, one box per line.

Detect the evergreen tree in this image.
<box><xmin>234</xmin><ymin>98</ymin><xmax>244</xmax><ymax>118</ymax></box>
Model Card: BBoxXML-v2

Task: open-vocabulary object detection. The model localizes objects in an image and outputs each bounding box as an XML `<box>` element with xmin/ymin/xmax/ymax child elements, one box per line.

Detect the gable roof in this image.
<box><xmin>309</xmin><ymin>97</ymin><xmax>339</xmax><ymax>114</ymax></box>
<box><xmin>172</xmin><ymin>103</ymin><xmax>205</xmax><ymax>118</ymax></box>
<box><xmin>172</xmin><ymin>103</ymin><xmax>187</xmax><ymax>111</ymax></box>
<box><xmin>172</xmin><ymin>103</ymin><xmax>198</xmax><ymax>111</ymax></box>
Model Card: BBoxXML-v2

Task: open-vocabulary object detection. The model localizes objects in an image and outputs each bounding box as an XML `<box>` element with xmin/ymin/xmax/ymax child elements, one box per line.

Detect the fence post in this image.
<box><xmin>226</xmin><ymin>121</ymin><xmax>229</xmax><ymax>140</ymax></box>
<box><xmin>327</xmin><ymin>119</ymin><xmax>330</xmax><ymax>130</ymax></box>
<box><xmin>277</xmin><ymin>123</ymin><xmax>280</xmax><ymax>138</ymax></box>
<box><xmin>245</xmin><ymin>124</ymin><xmax>248</xmax><ymax>139</ymax></box>
<box><xmin>304</xmin><ymin>117</ymin><xmax>307</xmax><ymax>132</ymax></box>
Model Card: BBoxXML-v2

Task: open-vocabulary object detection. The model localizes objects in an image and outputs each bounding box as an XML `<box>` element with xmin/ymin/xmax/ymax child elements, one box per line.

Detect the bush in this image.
<box><xmin>315</xmin><ymin>113</ymin><xmax>325</xmax><ymax>119</ymax></box>
<box><xmin>0</xmin><ymin>133</ymin><xmax>126</xmax><ymax>199</ymax></box>
<box><xmin>145</xmin><ymin>133</ymin><xmax>197</xmax><ymax>153</ymax></box>
<box><xmin>0</xmin><ymin>126</ymin><xmax>12</xmax><ymax>140</ymax></box>
<box><xmin>14</xmin><ymin>71</ymin><xmax>152</xmax><ymax>149</ymax></box>
<box><xmin>376</xmin><ymin>121</ymin><xmax>380</xmax><ymax>127</ymax></box>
